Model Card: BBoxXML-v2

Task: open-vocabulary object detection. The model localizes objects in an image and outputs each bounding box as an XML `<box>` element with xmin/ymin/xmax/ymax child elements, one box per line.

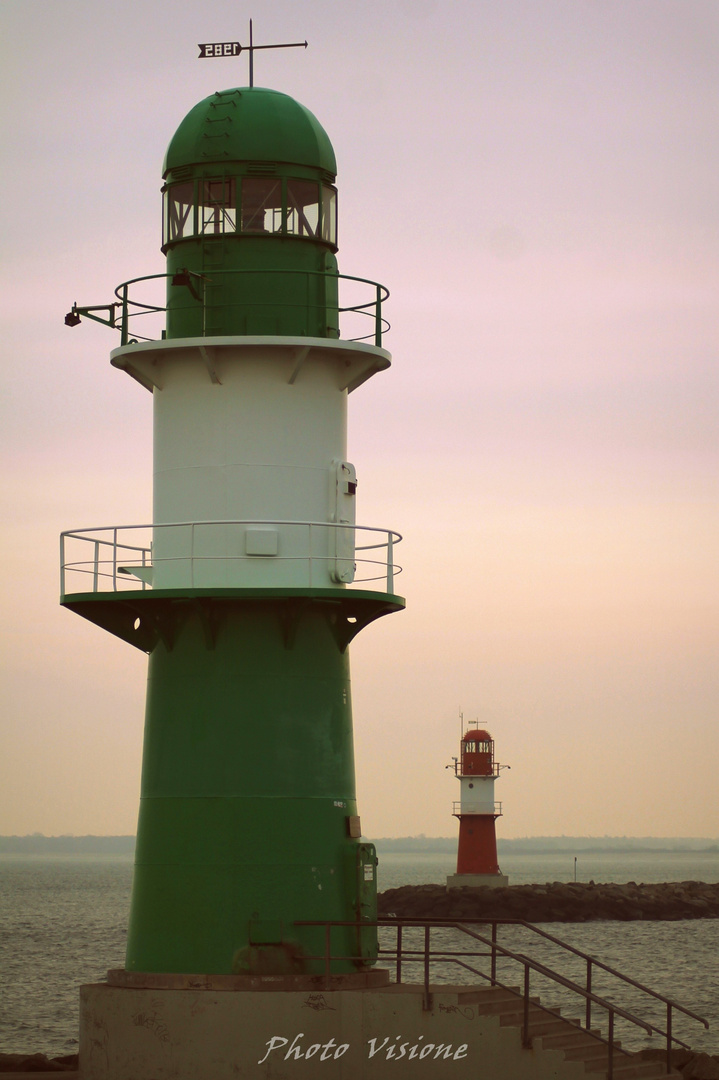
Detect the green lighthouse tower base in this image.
<box><xmin>80</xmin><ymin>588</ymin><xmax>400</xmax><ymax>978</ymax></box>
<box><xmin>127</xmin><ymin>596</ymin><xmax>370</xmax><ymax>976</ymax></box>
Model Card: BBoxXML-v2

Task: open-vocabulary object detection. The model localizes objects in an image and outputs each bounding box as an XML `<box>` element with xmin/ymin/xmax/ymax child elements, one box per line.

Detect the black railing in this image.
<box><xmin>64</xmin><ymin>270</ymin><xmax>390</xmax><ymax>347</ymax></box>
<box><xmin>296</xmin><ymin>917</ymin><xmax>709</xmax><ymax>1079</ymax></box>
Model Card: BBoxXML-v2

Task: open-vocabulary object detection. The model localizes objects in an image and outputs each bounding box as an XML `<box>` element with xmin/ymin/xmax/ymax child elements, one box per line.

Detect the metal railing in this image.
<box><xmin>449</xmin><ymin>760</ymin><xmax>503</xmax><ymax>778</ymax></box>
<box><xmin>60</xmin><ymin>520</ymin><xmax>402</xmax><ymax>596</ymax></box>
<box><xmin>65</xmin><ymin>270</ymin><xmax>390</xmax><ymax>347</ymax></box>
<box><xmin>452</xmin><ymin>801</ymin><xmax>503</xmax><ymax>816</ymax></box>
<box><xmin>296</xmin><ymin>918</ymin><xmax>709</xmax><ymax>1079</ymax></box>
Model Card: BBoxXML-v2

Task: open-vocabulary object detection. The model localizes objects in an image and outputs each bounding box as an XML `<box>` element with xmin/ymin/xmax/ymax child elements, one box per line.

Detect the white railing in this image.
<box><xmin>60</xmin><ymin>520</ymin><xmax>402</xmax><ymax>595</ymax></box>
<box><xmin>452</xmin><ymin>802</ymin><xmax>503</xmax><ymax>817</ymax></box>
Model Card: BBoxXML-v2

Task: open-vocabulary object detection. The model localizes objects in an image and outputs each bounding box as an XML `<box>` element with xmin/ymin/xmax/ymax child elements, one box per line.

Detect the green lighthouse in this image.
<box><xmin>62</xmin><ymin>85</ymin><xmax>403</xmax><ymax>979</ymax></box>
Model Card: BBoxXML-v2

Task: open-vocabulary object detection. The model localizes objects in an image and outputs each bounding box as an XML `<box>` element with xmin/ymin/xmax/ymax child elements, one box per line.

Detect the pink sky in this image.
<box><xmin>1</xmin><ymin>0</ymin><xmax>717</xmax><ymax>839</ymax></box>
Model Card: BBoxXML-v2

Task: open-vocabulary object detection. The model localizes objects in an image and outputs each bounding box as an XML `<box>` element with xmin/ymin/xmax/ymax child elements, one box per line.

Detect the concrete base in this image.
<box><xmin>446</xmin><ymin>873</ymin><xmax>509</xmax><ymax>889</ymax></box>
<box><xmin>79</xmin><ymin>980</ymin><xmax>588</xmax><ymax>1080</ymax></box>
<box><xmin>106</xmin><ymin>967</ymin><xmax>389</xmax><ymax>991</ymax></box>
<box><xmin>0</xmin><ymin>1075</ymin><xmax>79</xmax><ymax>1080</ymax></box>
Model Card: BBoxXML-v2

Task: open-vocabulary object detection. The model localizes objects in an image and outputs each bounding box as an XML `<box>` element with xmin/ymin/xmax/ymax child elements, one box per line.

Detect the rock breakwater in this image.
<box><xmin>378</xmin><ymin>880</ymin><xmax>719</xmax><ymax>922</ymax></box>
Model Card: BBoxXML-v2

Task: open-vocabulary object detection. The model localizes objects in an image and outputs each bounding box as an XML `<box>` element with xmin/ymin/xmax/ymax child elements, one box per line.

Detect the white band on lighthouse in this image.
<box><xmin>109</xmin><ymin>335</ymin><xmax>391</xmax><ymax>590</ymax></box>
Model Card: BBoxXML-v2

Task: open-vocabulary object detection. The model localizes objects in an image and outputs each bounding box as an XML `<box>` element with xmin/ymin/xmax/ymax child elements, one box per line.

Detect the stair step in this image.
<box><xmin>539</xmin><ymin>1028</ymin><xmax>606</xmax><ymax>1051</ymax></box>
<box><xmin>462</xmin><ymin>986</ymin><xmax>523</xmax><ymax>1002</ymax></box>
<box><xmin>481</xmin><ymin>996</ymin><xmax>543</xmax><ymax>1016</ymax></box>
<box><xmin>583</xmin><ymin>1057</ymin><xmax>682</xmax><ymax>1078</ymax></box>
<box><xmin>561</xmin><ymin>1037</ymin><xmax>612</xmax><ymax>1060</ymax></box>
<box><xmin>498</xmin><ymin>1008</ymin><xmax>564</xmax><ymax>1030</ymax></box>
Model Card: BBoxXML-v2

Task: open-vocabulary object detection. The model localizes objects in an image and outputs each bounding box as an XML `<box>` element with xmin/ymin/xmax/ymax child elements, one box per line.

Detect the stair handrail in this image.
<box><xmin>381</xmin><ymin>921</ymin><xmax>656</xmax><ymax>1032</ymax></box>
<box><xmin>508</xmin><ymin>917</ymin><xmax>709</xmax><ymax>1030</ymax></box>
<box><xmin>408</xmin><ymin>917</ymin><xmax>706</xmax><ymax>1076</ymax></box>
<box><xmin>299</xmin><ymin>917</ymin><xmax>656</xmax><ymax>1079</ymax></box>
<box><xmin>297</xmin><ymin>916</ymin><xmax>708</xmax><ymax>1078</ymax></box>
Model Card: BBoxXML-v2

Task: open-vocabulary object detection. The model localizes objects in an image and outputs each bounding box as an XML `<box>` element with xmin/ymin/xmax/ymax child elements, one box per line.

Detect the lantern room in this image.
<box><xmin>161</xmin><ymin>86</ymin><xmax>340</xmax><ymax>340</ymax></box>
<box><xmin>162</xmin><ymin>175</ymin><xmax>337</xmax><ymax>249</ymax></box>
<box><xmin>460</xmin><ymin>728</ymin><xmax>498</xmax><ymax>777</ymax></box>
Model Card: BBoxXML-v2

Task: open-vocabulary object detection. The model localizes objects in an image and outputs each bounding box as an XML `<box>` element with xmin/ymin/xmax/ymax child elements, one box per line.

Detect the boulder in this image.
<box><xmin>682</xmin><ymin>1053</ymin><xmax>719</xmax><ymax>1080</ymax></box>
<box><xmin>0</xmin><ymin>1053</ymin><xmax>77</xmax><ymax>1073</ymax></box>
<box><xmin>0</xmin><ymin>1054</ymin><xmax>66</xmax><ymax>1072</ymax></box>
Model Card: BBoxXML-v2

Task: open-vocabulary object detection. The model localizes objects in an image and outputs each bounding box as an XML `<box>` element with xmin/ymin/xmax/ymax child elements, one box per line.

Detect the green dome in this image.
<box><xmin>163</xmin><ymin>87</ymin><xmax>336</xmax><ymax>179</ymax></box>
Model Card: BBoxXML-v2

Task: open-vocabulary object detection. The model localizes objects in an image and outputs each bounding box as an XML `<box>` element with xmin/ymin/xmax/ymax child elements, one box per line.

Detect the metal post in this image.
<box><xmin>586</xmin><ymin>957</ymin><xmax>592</xmax><ymax>1029</ymax></box>
<box><xmin>202</xmin><ymin>275</ymin><xmax>207</xmax><ymax>337</ymax></box>
<box><xmin>490</xmin><ymin>922</ymin><xmax>498</xmax><ymax>985</ymax></box>
<box><xmin>607</xmin><ymin>1011</ymin><xmax>614</xmax><ymax>1080</ymax></box>
<box><xmin>141</xmin><ymin>546</ymin><xmax>147</xmax><ymax>591</ymax></box>
<box><xmin>375</xmin><ymin>284</ymin><xmax>382</xmax><ymax>347</ymax></box>
<box><xmin>396</xmin><ymin>924</ymin><xmax>402</xmax><ymax>984</ymax></box>
<box><xmin>60</xmin><ymin>533</ymin><xmax>66</xmax><ymax>595</ymax></box>
<box><xmin>121</xmin><ymin>284</ymin><xmax>129</xmax><ymax>346</ymax></box>
<box><xmin>423</xmin><ymin>924</ymin><xmax>431</xmax><ymax>1011</ymax></box>
<box><xmin>522</xmin><ymin>964</ymin><xmax>531</xmax><ymax>1047</ymax></box>
<box><xmin>93</xmin><ymin>540</ymin><xmax>100</xmax><ymax>593</ymax></box>
<box><xmin>112</xmin><ymin>528</ymin><xmax>118</xmax><ymax>591</ymax></box>
<box><xmin>666</xmin><ymin>1003</ymin><xmax>672</xmax><ymax>1075</ymax></box>
<box><xmin>386</xmin><ymin>532</ymin><xmax>393</xmax><ymax>593</ymax></box>
<box><xmin>324</xmin><ymin>922</ymin><xmax>331</xmax><ymax>989</ymax></box>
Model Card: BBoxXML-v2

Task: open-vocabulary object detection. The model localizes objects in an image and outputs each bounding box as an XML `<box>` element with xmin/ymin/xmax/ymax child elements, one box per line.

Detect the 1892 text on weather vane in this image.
<box><xmin>198</xmin><ymin>19</ymin><xmax>307</xmax><ymax>87</ymax></box>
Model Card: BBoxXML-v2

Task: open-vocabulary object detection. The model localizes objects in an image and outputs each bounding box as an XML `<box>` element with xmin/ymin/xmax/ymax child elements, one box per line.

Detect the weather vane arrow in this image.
<box><xmin>198</xmin><ymin>20</ymin><xmax>307</xmax><ymax>86</ymax></box>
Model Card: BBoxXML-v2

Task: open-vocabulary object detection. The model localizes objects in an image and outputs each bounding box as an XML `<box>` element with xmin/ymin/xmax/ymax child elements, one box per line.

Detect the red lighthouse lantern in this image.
<box><xmin>447</xmin><ymin>724</ymin><xmax>509</xmax><ymax>889</ymax></box>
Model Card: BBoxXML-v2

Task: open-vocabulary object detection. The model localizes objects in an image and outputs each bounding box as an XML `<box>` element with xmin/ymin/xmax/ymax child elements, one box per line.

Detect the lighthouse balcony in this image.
<box><xmin>60</xmin><ymin>520</ymin><xmax>402</xmax><ymax>596</ymax></box>
<box><xmin>452</xmin><ymin>802</ymin><xmax>502</xmax><ymax>818</ymax></box>
<box><xmin>65</xmin><ymin>270</ymin><xmax>390</xmax><ymax>347</ymax></box>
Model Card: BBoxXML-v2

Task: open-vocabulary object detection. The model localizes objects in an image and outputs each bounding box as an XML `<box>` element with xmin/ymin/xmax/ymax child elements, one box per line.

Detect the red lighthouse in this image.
<box><xmin>447</xmin><ymin>723</ymin><xmax>509</xmax><ymax>889</ymax></box>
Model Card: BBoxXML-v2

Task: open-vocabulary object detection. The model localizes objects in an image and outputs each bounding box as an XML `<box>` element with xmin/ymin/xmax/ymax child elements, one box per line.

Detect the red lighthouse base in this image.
<box><xmin>456</xmin><ymin>815</ymin><xmax>500</xmax><ymax>874</ymax></box>
<box><xmin>447</xmin><ymin>815</ymin><xmax>508</xmax><ymax>890</ymax></box>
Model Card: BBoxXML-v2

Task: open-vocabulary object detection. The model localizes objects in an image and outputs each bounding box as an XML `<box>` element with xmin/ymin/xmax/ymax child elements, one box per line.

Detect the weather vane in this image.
<box><xmin>198</xmin><ymin>19</ymin><xmax>307</xmax><ymax>87</ymax></box>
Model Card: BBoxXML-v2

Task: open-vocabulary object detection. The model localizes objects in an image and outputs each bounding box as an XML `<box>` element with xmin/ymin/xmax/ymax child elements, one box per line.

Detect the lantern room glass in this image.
<box><xmin>241</xmin><ymin>178</ymin><xmax>283</xmax><ymax>233</ymax></box>
<box><xmin>199</xmin><ymin>178</ymin><xmax>236</xmax><ymax>235</ymax></box>
<box><xmin>286</xmin><ymin>180</ymin><xmax>320</xmax><ymax>238</ymax></box>
<box><xmin>163</xmin><ymin>182</ymin><xmax>194</xmax><ymax>245</ymax></box>
<box><xmin>163</xmin><ymin>177</ymin><xmax>338</xmax><ymax>248</ymax></box>
<box><xmin>321</xmin><ymin>184</ymin><xmax>337</xmax><ymax>246</ymax></box>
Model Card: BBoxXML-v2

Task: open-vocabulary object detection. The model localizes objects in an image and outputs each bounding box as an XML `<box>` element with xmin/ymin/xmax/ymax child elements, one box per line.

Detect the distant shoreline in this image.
<box><xmin>1</xmin><ymin>835</ymin><xmax>716</xmax><ymax>855</ymax></box>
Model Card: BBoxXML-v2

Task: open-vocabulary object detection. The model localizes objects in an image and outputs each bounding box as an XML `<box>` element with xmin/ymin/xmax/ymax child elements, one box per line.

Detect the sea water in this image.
<box><xmin>0</xmin><ymin>851</ymin><xmax>716</xmax><ymax>1058</ymax></box>
<box><xmin>377</xmin><ymin>849</ymin><xmax>719</xmax><ymax>890</ymax></box>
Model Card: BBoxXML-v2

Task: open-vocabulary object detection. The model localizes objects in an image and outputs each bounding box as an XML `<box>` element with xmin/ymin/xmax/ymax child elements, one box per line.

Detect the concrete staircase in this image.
<box><xmin>461</xmin><ymin>984</ymin><xmax>684</xmax><ymax>1079</ymax></box>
